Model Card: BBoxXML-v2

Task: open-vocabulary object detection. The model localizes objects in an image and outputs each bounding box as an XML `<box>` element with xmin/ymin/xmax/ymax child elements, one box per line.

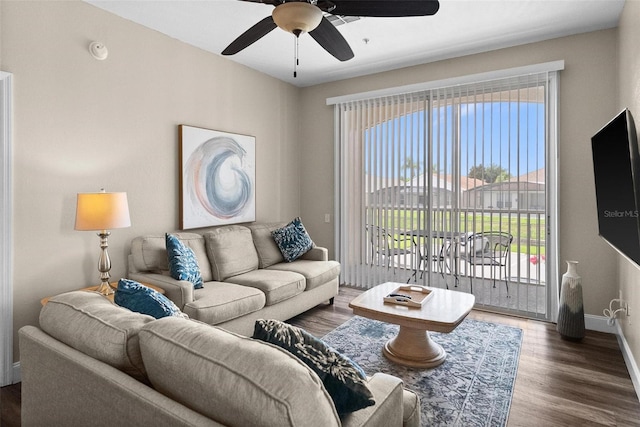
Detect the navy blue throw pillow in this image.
<box><xmin>166</xmin><ymin>233</ymin><xmax>203</xmax><ymax>289</ymax></box>
<box><xmin>252</xmin><ymin>319</ymin><xmax>375</xmax><ymax>414</ymax></box>
<box><xmin>115</xmin><ymin>279</ymin><xmax>186</xmax><ymax>319</ymax></box>
<box><xmin>271</xmin><ymin>217</ymin><xmax>313</xmax><ymax>262</ymax></box>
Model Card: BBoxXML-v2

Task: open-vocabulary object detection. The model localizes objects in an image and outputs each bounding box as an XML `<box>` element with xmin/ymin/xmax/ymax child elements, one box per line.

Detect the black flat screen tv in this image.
<box><xmin>591</xmin><ymin>108</ymin><xmax>640</xmax><ymax>266</ymax></box>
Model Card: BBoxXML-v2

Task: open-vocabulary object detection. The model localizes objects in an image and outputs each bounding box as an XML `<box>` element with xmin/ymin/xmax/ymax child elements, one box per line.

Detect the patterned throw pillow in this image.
<box><xmin>115</xmin><ymin>279</ymin><xmax>187</xmax><ymax>319</ymax></box>
<box><xmin>166</xmin><ymin>233</ymin><xmax>203</xmax><ymax>289</ymax></box>
<box><xmin>271</xmin><ymin>217</ymin><xmax>314</xmax><ymax>262</ymax></box>
<box><xmin>252</xmin><ymin>319</ymin><xmax>375</xmax><ymax>414</ymax></box>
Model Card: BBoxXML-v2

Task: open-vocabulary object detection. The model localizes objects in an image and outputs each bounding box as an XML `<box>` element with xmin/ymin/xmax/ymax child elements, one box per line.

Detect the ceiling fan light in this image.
<box><xmin>272</xmin><ymin>2</ymin><xmax>322</xmax><ymax>35</ymax></box>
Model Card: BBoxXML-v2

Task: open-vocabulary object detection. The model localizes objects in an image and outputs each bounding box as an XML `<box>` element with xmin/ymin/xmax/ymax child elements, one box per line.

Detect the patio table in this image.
<box><xmin>400</xmin><ymin>230</ymin><xmax>468</xmax><ymax>284</ymax></box>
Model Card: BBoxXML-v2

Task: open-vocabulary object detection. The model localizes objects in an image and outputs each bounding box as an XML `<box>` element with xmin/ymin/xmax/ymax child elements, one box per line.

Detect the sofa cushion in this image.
<box><xmin>253</xmin><ymin>319</ymin><xmax>375</xmax><ymax>415</ymax></box>
<box><xmin>182</xmin><ymin>282</ymin><xmax>266</xmax><ymax>325</ymax></box>
<box><xmin>114</xmin><ymin>279</ymin><xmax>187</xmax><ymax>319</ymax></box>
<box><xmin>204</xmin><ymin>225</ymin><xmax>259</xmax><ymax>281</ymax></box>
<box><xmin>130</xmin><ymin>233</ymin><xmax>212</xmax><ymax>282</ymax></box>
<box><xmin>226</xmin><ymin>269</ymin><xmax>305</xmax><ymax>306</ymax></box>
<box><xmin>166</xmin><ymin>233</ymin><xmax>203</xmax><ymax>289</ymax></box>
<box><xmin>247</xmin><ymin>222</ymin><xmax>286</xmax><ymax>268</ymax></box>
<box><xmin>272</xmin><ymin>217</ymin><xmax>314</xmax><ymax>262</ymax></box>
<box><xmin>268</xmin><ymin>260</ymin><xmax>341</xmax><ymax>291</ymax></box>
<box><xmin>39</xmin><ymin>291</ymin><xmax>154</xmax><ymax>382</ymax></box>
<box><xmin>139</xmin><ymin>317</ymin><xmax>341</xmax><ymax>427</ymax></box>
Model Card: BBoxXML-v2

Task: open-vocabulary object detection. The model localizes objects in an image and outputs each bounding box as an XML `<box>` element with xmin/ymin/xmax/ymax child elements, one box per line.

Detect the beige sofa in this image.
<box><xmin>19</xmin><ymin>291</ymin><xmax>421</xmax><ymax>427</ymax></box>
<box><xmin>128</xmin><ymin>222</ymin><xmax>340</xmax><ymax>336</ymax></box>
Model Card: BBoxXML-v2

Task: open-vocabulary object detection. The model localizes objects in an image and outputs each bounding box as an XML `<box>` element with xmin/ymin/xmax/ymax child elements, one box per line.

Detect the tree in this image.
<box><xmin>495</xmin><ymin>171</ymin><xmax>511</xmax><ymax>183</ymax></box>
<box><xmin>400</xmin><ymin>157</ymin><xmax>423</xmax><ymax>182</ymax></box>
<box><xmin>468</xmin><ymin>164</ymin><xmax>510</xmax><ymax>183</ymax></box>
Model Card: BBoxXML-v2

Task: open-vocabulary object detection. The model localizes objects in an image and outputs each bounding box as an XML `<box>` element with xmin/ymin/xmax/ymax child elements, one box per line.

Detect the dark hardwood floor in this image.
<box><xmin>1</xmin><ymin>381</ymin><xmax>20</xmax><ymax>427</ymax></box>
<box><xmin>2</xmin><ymin>286</ymin><xmax>639</xmax><ymax>426</ymax></box>
<box><xmin>290</xmin><ymin>287</ymin><xmax>640</xmax><ymax>426</ymax></box>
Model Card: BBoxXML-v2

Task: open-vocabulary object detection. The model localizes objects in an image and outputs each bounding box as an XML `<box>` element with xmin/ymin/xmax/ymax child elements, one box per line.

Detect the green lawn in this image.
<box><xmin>369</xmin><ymin>208</ymin><xmax>546</xmax><ymax>256</ymax></box>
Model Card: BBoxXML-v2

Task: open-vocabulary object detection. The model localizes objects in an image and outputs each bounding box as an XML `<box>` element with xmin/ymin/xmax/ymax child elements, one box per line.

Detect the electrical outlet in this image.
<box><xmin>627</xmin><ymin>297</ymin><xmax>631</xmax><ymax>323</ymax></box>
<box><xmin>620</xmin><ymin>289</ymin><xmax>631</xmax><ymax>323</ymax></box>
<box><xmin>324</xmin><ymin>214</ymin><xmax>331</xmax><ymax>223</ymax></box>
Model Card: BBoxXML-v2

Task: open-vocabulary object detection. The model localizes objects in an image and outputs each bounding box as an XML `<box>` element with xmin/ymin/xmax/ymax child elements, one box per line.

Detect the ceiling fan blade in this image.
<box><xmin>330</xmin><ymin>0</ymin><xmax>440</xmax><ymax>17</ymax></box>
<box><xmin>222</xmin><ymin>16</ymin><xmax>277</xmax><ymax>55</ymax></box>
<box><xmin>309</xmin><ymin>17</ymin><xmax>354</xmax><ymax>62</ymax></box>
<box><xmin>240</xmin><ymin>0</ymin><xmax>279</xmax><ymax>4</ymax></box>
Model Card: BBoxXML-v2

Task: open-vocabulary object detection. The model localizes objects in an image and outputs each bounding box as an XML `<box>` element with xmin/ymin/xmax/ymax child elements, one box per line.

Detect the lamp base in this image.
<box><xmin>96</xmin><ymin>231</ymin><xmax>114</xmax><ymax>296</ymax></box>
<box><xmin>95</xmin><ymin>281</ymin><xmax>115</xmax><ymax>296</ymax></box>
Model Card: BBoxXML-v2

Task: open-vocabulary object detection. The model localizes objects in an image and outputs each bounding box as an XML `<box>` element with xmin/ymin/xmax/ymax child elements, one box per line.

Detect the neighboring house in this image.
<box><xmin>364</xmin><ymin>175</ymin><xmax>405</xmax><ymax>206</ymax></box>
<box><xmin>368</xmin><ymin>167</ymin><xmax>546</xmax><ymax>210</ymax></box>
<box><xmin>367</xmin><ymin>173</ymin><xmax>484</xmax><ymax>208</ymax></box>
<box><xmin>465</xmin><ymin>168</ymin><xmax>545</xmax><ymax>211</ymax></box>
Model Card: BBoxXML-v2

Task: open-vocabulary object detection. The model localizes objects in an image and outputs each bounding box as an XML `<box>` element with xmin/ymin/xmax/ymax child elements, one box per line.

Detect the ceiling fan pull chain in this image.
<box><xmin>293</xmin><ymin>35</ymin><xmax>299</xmax><ymax>78</ymax></box>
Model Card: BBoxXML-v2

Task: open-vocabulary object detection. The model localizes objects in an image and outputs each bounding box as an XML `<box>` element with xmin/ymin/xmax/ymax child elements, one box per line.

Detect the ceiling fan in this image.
<box><xmin>221</xmin><ymin>0</ymin><xmax>441</xmax><ymax>62</ymax></box>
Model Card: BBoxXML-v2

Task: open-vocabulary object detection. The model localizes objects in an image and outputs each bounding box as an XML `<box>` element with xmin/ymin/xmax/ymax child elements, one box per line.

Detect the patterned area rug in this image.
<box><xmin>322</xmin><ymin>316</ymin><xmax>522</xmax><ymax>427</ymax></box>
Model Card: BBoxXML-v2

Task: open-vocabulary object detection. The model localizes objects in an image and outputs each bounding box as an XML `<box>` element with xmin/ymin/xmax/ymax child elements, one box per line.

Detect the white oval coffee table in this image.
<box><xmin>348</xmin><ymin>282</ymin><xmax>475</xmax><ymax>368</ymax></box>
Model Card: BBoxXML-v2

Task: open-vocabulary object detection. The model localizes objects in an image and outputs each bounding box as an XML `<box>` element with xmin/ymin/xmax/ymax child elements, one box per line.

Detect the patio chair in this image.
<box><xmin>415</xmin><ymin>234</ymin><xmax>451</xmax><ymax>287</ymax></box>
<box><xmin>366</xmin><ymin>225</ymin><xmax>413</xmax><ymax>273</ymax></box>
<box><xmin>457</xmin><ymin>231</ymin><xmax>513</xmax><ymax>294</ymax></box>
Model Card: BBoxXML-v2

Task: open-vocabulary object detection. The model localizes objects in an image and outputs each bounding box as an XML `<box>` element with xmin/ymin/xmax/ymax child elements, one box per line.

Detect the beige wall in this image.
<box><xmin>299</xmin><ymin>30</ymin><xmax>620</xmax><ymax>319</ymax></box>
<box><xmin>618</xmin><ymin>0</ymin><xmax>640</xmax><ymax>379</ymax></box>
<box><xmin>2</xmin><ymin>0</ymin><xmax>301</xmax><ymax>361</ymax></box>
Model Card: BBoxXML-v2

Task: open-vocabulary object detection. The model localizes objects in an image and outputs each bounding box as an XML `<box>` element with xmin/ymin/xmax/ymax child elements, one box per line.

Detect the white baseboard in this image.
<box><xmin>12</xmin><ymin>362</ymin><xmax>20</xmax><ymax>384</ymax></box>
<box><xmin>585</xmin><ymin>314</ymin><xmax>618</xmax><ymax>333</ymax></box>
<box><xmin>615</xmin><ymin>321</ymin><xmax>640</xmax><ymax>400</ymax></box>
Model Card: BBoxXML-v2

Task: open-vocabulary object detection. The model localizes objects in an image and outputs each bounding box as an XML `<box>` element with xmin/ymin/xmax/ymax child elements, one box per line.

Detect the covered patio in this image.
<box><xmin>366</xmin><ymin>249</ymin><xmax>548</xmax><ymax>318</ymax></box>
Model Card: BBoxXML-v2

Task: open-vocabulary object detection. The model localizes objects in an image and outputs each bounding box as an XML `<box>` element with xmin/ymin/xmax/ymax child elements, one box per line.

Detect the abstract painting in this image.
<box><xmin>179</xmin><ymin>125</ymin><xmax>255</xmax><ymax>229</ymax></box>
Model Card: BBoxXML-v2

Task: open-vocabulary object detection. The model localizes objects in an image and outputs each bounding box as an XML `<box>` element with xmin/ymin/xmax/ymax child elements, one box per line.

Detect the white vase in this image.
<box><xmin>557</xmin><ymin>260</ymin><xmax>585</xmax><ymax>340</ymax></box>
<box><xmin>565</xmin><ymin>261</ymin><xmax>579</xmax><ymax>281</ymax></box>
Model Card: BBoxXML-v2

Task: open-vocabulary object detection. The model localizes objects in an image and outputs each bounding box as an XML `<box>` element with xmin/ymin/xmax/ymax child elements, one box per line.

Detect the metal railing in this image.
<box><xmin>366</xmin><ymin>206</ymin><xmax>546</xmax><ymax>286</ymax></box>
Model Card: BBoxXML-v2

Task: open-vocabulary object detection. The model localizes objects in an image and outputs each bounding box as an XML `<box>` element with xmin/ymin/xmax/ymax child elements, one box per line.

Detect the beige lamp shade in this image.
<box><xmin>272</xmin><ymin>2</ymin><xmax>322</xmax><ymax>35</ymax></box>
<box><xmin>75</xmin><ymin>191</ymin><xmax>131</xmax><ymax>231</ymax></box>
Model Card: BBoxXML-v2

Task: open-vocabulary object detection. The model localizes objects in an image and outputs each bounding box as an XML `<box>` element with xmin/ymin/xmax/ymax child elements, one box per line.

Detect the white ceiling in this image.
<box><xmin>85</xmin><ymin>0</ymin><xmax>625</xmax><ymax>87</ymax></box>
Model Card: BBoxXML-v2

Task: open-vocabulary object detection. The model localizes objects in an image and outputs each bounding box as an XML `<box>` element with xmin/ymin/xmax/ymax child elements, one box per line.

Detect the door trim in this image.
<box><xmin>1</xmin><ymin>71</ymin><xmax>14</xmax><ymax>386</ymax></box>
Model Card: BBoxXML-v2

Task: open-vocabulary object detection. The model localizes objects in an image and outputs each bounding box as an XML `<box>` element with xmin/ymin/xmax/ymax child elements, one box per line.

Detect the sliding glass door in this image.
<box><xmin>333</xmin><ymin>67</ymin><xmax>559</xmax><ymax>320</ymax></box>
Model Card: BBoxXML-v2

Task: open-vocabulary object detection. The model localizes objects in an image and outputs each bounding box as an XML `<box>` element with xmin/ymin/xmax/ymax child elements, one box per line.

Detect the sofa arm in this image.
<box><xmin>127</xmin><ymin>272</ymin><xmax>194</xmax><ymax>309</ymax></box>
<box><xmin>401</xmin><ymin>389</ymin><xmax>421</xmax><ymax>427</ymax></box>
<box><xmin>300</xmin><ymin>246</ymin><xmax>329</xmax><ymax>261</ymax></box>
<box><xmin>341</xmin><ymin>373</ymin><xmax>406</xmax><ymax>427</ymax></box>
<box><xmin>19</xmin><ymin>326</ymin><xmax>221</xmax><ymax>427</ymax></box>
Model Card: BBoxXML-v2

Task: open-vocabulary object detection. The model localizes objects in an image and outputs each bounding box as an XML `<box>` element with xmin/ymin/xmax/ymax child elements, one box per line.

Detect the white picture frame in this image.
<box><xmin>179</xmin><ymin>125</ymin><xmax>256</xmax><ymax>229</ymax></box>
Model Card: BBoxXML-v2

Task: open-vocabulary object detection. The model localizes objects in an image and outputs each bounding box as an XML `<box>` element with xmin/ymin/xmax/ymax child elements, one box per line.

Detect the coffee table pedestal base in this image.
<box><xmin>383</xmin><ymin>326</ymin><xmax>447</xmax><ymax>368</ymax></box>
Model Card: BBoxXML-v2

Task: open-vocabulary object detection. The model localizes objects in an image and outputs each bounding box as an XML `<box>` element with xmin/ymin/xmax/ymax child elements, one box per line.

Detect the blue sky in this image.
<box><xmin>365</xmin><ymin>101</ymin><xmax>546</xmax><ymax>180</ymax></box>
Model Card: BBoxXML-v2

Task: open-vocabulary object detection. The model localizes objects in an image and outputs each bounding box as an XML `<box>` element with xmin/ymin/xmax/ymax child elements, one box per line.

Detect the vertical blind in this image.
<box><xmin>334</xmin><ymin>68</ymin><xmax>559</xmax><ymax>319</ymax></box>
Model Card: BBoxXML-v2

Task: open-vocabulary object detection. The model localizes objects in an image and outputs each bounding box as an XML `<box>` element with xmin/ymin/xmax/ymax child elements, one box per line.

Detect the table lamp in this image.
<box><xmin>74</xmin><ymin>189</ymin><xmax>131</xmax><ymax>295</ymax></box>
